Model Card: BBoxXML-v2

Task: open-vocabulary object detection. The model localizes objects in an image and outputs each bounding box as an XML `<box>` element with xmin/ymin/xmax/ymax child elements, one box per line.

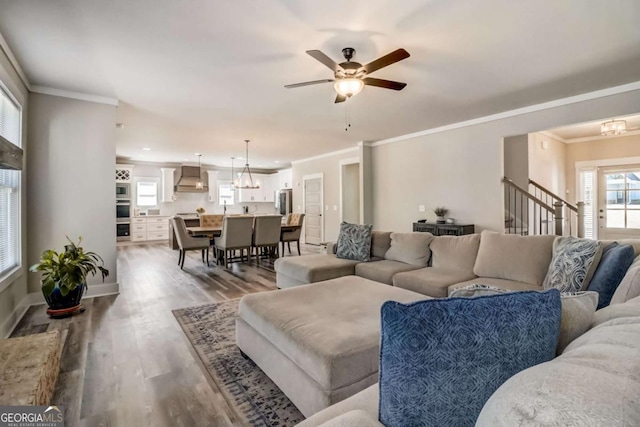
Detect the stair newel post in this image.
<box><xmin>577</xmin><ymin>201</ymin><xmax>585</xmax><ymax>238</ymax></box>
<box><xmin>554</xmin><ymin>201</ymin><xmax>564</xmax><ymax>236</ymax></box>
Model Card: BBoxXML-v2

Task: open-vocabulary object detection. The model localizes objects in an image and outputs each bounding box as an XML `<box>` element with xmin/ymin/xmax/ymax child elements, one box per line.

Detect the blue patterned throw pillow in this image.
<box><xmin>587</xmin><ymin>243</ymin><xmax>635</xmax><ymax>309</ymax></box>
<box><xmin>543</xmin><ymin>237</ymin><xmax>603</xmax><ymax>293</ymax></box>
<box><xmin>336</xmin><ymin>222</ymin><xmax>373</xmax><ymax>262</ymax></box>
<box><xmin>379</xmin><ymin>290</ymin><xmax>562</xmax><ymax>427</ymax></box>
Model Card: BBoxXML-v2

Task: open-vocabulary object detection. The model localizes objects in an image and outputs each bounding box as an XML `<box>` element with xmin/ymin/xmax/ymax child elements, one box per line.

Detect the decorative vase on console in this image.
<box><xmin>434</xmin><ymin>207</ymin><xmax>448</xmax><ymax>224</ymax></box>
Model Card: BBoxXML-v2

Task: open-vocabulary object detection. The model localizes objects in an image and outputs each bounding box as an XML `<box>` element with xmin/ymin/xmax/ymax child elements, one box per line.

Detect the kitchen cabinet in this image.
<box><xmin>237</xmin><ymin>174</ymin><xmax>276</xmax><ymax>203</ymax></box>
<box><xmin>131</xmin><ymin>216</ymin><xmax>170</xmax><ymax>242</ymax></box>
<box><xmin>161</xmin><ymin>168</ymin><xmax>175</xmax><ymax>202</ymax></box>
<box><xmin>207</xmin><ymin>170</ymin><xmax>218</xmax><ymax>203</ymax></box>
<box><xmin>116</xmin><ymin>164</ymin><xmax>134</xmax><ymax>183</ymax></box>
<box><xmin>278</xmin><ymin>168</ymin><xmax>292</xmax><ymax>190</ymax></box>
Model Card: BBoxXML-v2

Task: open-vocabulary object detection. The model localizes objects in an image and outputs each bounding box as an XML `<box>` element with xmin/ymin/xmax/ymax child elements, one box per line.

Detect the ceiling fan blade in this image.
<box><xmin>285</xmin><ymin>79</ymin><xmax>334</xmax><ymax>89</ymax></box>
<box><xmin>306</xmin><ymin>50</ymin><xmax>341</xmax><ymax>72</ymax></box>
<box><xmin>363</xmin><ymin>77</ymin><xmax>407</xmax><ymax>91</ymax></box>
<box><xmin>362</xmin><ymin>49</ymin><xmax>410</xmax><ymax>74</ymax></box>
<box><xmin>335</xmin><ymin>94</ymin><xmax>347</xmax><ymax>103</ymax></box>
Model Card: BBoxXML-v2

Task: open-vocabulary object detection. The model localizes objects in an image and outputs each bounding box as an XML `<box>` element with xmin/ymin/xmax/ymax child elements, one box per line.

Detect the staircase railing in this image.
<box><xmin>503</xmin><ymin>177</ymin><xmax>585</xmax><ymax>237</ymax></box>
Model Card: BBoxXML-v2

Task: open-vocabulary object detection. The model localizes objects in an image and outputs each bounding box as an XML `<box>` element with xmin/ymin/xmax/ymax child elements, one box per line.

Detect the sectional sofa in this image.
<box><xmin>237</xmin><ymin>231</ymin><xmax>640</xmax><ymax>425</ymax></box>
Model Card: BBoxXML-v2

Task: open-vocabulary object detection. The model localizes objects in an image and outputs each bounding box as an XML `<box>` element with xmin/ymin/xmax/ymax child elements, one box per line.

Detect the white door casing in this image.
<box><xmin>303</xmin><ymin>174</ymin><xmax>323</xmax><ymax>245</ymax></box>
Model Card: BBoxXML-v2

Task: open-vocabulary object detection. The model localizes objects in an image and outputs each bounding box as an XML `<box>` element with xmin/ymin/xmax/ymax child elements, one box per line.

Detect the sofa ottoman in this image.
<box><xmin>274</xmin><ymin>254</ymin><xmax>361</xmax><ymax>288</ymax></box>
<box><xmin>236</xmin><ymin>276</ymin><xmax>427</xmax><ymax>417</ymax></box>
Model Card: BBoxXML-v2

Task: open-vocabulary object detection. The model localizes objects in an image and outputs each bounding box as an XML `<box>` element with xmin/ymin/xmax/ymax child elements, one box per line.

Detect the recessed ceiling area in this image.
<box><xmin>546</xmin><ymin>113</ymin><xmax>640</xmax><ymax>142</ymax></box>
<box><xmin>1</xmin><ymin>0</ymin><xmax>640</xmax><ymax>167</ymax></box>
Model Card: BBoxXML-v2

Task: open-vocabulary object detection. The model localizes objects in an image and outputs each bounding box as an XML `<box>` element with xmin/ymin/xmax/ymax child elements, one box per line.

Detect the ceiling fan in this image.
<box><xmin>285</xmin><ymin>47</ymin><xmax>410</xmax><ymax>103</ymax></box>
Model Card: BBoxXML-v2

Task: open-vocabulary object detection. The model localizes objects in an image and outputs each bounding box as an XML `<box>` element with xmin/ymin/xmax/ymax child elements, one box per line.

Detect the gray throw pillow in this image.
<box><xmin>335</xmin><ymin>222</ymin><xmax>373</xmax><ymax>262</ymax></box>
<box><xmin>543</xmin><ymin>237</ymin><xmax>603</xmax><ymax>293</ymax></box>
<box><xmin>449</xmin><ymin>284</ymin><xmax>507</xmax><ymax>298</ymax></box>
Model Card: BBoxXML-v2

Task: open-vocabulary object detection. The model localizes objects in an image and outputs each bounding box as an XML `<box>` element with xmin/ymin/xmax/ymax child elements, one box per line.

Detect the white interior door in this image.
<box><xmin>304</xmin><ymin>176</ymin><xmax>323</xmax><ymax>245</ymax></box>
<box><xmin>598</xmin><ymin>166</ymin><xmax>640</xmax><ymax>240</ymax></box>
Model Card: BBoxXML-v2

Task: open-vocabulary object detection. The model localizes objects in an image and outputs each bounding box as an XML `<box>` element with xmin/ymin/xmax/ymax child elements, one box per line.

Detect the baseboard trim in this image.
<box><xmin>1</xmin><ymin>282</ymin><xmax>119</xmax><ymax>338</ymax></box>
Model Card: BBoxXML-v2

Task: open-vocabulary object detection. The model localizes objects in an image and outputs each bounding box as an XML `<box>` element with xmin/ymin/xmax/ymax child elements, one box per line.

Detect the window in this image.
<box><xmin>136</xmin><ymin>181</ymin><xmax>158</xmax><ymax>207</ymax></box>
<box><xmin>218</xmin><ymin>181</ymin><xmax>234</xmax><ymax>206</ymax></box>
<box><xmin>0</xmin><ymin>84</ymin><xmax>22</xmax><ymax>279</ymax></box>
<box><xmin>604</xmin><ymin>171</ymin><xmax>640</xmax><ymax>229</ymax></box>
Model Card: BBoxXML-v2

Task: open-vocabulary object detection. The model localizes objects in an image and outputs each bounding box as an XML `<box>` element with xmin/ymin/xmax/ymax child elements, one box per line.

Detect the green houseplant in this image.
<box><xmin>433</xmin><ymin>207</ymin><xmax>448</xmax><ymax>224</ymax></box>
<box><xmin>30</xmin><ymin>236</ymin><xmax>109</xmax><ymax>316</ymax></box>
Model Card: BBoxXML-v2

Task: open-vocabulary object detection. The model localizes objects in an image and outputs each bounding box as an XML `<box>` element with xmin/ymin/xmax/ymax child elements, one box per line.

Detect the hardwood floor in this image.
<box><xmin>11</xmin><ymin>242</ymin><xmax>319</xmax><ymax>426</ymax></box>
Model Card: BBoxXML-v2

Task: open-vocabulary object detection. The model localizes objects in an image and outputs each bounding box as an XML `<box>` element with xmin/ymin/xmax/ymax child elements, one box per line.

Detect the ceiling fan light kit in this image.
<box><xmin>601</xmin><ymin>119</ymin><xmax>627</xmax><ymax>136</ymax></box>
<box><xmin>285</xmin><ymin>47</ymin><xmax>410</xmax><ymax>103</ymax></box>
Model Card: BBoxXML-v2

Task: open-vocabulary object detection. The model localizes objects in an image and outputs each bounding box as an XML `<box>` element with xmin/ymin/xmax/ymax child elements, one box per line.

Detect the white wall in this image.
<box><xmin>528</xmin><ymin>132</ymin><xmax>567</xmax><ymax>197</ymax></box>
<box><xmin>341</xmin><ymin>163</ymin><xmax>360</xmax><ymax>223</ymax></box>
<box><xmin>372</xmin><ymin>88</ymin><xmax>640</xmax><ymax>233</ymax></box>
<box><xmin>504</xmin><ymin>135</ymin><xmax>529</xmax><ymax>188</ymax></box>
<box><xmin>292</xmin><ymin>148</ymin><xmax>360</xmax><ymax>242</ymax></box>
<box><xmin>27</xmin><ymin>94</ymin><xmax>117</xmax><ymax>293</ymax></box>
<box><xmin>0</xmin><ymin>44</ymin><xmax>29</xmax><ymax>337</ymax></box>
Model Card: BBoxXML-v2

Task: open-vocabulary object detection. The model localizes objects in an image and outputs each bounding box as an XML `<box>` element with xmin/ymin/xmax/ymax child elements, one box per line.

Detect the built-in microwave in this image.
<box><xmin>116</xmin><ymin>183</ymin><xmax>131</xmax><ymax>199</ymax></box>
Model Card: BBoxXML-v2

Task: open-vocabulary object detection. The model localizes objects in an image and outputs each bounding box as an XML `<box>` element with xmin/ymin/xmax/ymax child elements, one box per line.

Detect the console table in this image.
<box><xmin>413</xmin><ymin>222</ymin><xmax>475</xmax><ymax>236</ymax></box>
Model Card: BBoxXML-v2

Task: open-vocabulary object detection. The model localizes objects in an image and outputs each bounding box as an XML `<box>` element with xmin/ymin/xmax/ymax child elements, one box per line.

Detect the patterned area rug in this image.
<box><xmin>173</xmin><ymin>299</ymin><xmax>305</xmax><ymax>427</ymax></box>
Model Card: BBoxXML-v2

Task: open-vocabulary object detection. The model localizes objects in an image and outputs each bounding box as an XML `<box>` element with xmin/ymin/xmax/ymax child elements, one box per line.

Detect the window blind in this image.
<box><xmin>0</xmin><ymin>85</ymin><xmax>21</xmax><ymax>278</ymax></box>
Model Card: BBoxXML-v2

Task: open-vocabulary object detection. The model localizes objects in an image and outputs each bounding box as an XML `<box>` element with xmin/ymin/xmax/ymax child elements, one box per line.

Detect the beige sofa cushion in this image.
<box><xmin>473</xmin><ymin>231</ymin><xmax>555</xmax><ymax>285</ymax></box>
<box><xmin>370</xmin><ymin>231</ymin><xmax>392</xmax><ymax>259</ymax></box>
<box><xmin>610</xmin><ymin>255</ymin><xmax>640</xmax><ymax>305</ymax></box>
<box><xmin>476</xmin><ymin>304</ymin><xmax>640</xmax><ymax>426</ymax></box>
<box><xmin>393</xmin><ymin>268</ymin><xmax>477</xmax><ymax>298</ymax></box>
<box><xmin>355</xmin><ymin>260</ymin><xmax>419</xmax><ymax>285</ymax></box>
<box><xmin>430</xmin><ymin>233</ymin><xmax>481</xmax><ymax>273</ymax></box>
<box><xmin>239</xmin><ymin>277</ymin><xmax>426</xmax><ymax>391</ymax></box>
<box><xmin>297</xmin><ymin>384</ymin><xmax>379</xmax><ymax>427</ymax></box>
<box><xmin>274</xmin><ymin>254</ymin><xmax>360</xmax><ymax>284</ymax></box>
<box><xmin>449</xmin><ymin>278</ymin><xmax>542</xmax><ymax>295</ymax></box>
<box><xmin>384</xmin><ymin>232</ymin><xmax>434</xmax><ymax>267</ymax></box>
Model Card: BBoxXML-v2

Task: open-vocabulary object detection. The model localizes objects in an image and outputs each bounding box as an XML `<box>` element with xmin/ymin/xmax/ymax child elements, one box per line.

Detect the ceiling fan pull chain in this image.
<box><xmin>345</xmin><ymin>104</ymin><xmax>351</xmax><ymax>131</ymax></box>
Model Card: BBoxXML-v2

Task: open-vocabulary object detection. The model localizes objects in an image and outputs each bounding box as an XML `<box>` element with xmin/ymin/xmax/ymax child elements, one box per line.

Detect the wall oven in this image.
<box><xmin>117</xmin><ymin>222</ymin><xmax>130</xmax><ymax>241</ymax></box>
<box><xmin>116</xmin><ymin>200</ymin><xmax>131</xmax><ymax>222</ymax></box>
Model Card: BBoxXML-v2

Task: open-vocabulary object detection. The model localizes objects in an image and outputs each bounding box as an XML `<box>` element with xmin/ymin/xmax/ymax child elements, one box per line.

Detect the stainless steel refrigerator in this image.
<box><xmin>278</xmin><ymin>189</ymin><xmax>293</xmax><ymax>216</ymax></box>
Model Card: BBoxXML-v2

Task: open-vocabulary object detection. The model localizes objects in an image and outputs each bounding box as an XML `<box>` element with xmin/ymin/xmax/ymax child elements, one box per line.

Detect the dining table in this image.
<box><xmin>186</xmin><ymin>224</ymin><xmax>302</xmax><ymax>238</ymax></box>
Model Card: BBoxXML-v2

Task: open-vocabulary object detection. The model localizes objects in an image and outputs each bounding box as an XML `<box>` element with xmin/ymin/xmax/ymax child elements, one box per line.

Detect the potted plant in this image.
<box><xmin>30</xmin><ymin>237</ymin><xmax>109</xmax><ymax>317</ymax></box>
<box><xmin>433</xmin><ymin>207</ymin><xmax>448</xmax><ymax>224</ymax></box>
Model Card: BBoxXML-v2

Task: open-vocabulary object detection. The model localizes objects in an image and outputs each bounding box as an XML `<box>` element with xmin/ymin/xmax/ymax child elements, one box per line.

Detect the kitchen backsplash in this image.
<box><xmin>155</xmin><ymin>192</ymin><xmax>277</xmax><ymax>216</ymax></box>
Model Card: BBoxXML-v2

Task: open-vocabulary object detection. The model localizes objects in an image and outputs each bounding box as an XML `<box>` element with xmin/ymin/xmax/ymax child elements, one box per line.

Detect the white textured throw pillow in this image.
<box><xmin>543</xmin><ymin>237</ymin><xmax>603</xmax><ymax>293</ymax></box>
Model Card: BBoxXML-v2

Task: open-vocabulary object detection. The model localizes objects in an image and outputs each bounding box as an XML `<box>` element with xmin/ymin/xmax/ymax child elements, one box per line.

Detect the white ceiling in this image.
<box><xmin>1</xmin><ymin>0</ymin><xmax>640</xmax><ymax>167</ymax></box>
<box><xmin>547</xmin><ymin>113</ymin><xmax>640</xmax><ymax>141</ymax></box>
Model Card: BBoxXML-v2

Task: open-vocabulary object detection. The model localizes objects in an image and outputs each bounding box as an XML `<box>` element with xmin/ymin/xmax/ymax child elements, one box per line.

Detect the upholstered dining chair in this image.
<box><xmin>281</xmin><ymin>213</ymin><xmax>305</xmax><ymax>255</ymax></box>
<box><xmin>252</xmin><ymin>215</ymin><xmax>282</xmax><ymax>263</ymax></box>
<box><xmin>171</xmin><ymin>216</ymin><xmax>211</xmax><ymax>269</ymax></box>
<box><xmin>213</xmin><ymin>216</ymin><xmax>254</xmax><ymax>267</ymax></box>
<box><xmin>200</xmin><ymin>214</ymin><xmax>224</xmax><ymax>228</ymax></box>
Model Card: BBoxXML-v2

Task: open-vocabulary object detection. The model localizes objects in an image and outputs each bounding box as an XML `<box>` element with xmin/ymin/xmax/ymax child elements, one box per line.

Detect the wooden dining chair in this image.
<box><xmin>213</xmin><ymin>216</ymin><xmax>254</xmax><ymax>267</ymax></box>
<box><xmin>252</xmin><ymin>215</ymin><xmax>282</xmax><ymax>263</ymax></box>
<box><xmin>171</xmin><ymin>217</ymin><xmax>211</xmax><ymax>269</ymax></box>
<box><xmin>281</xmin><ymin>213</ymin><xmax>305</xmax><ymax>255</ymax></box>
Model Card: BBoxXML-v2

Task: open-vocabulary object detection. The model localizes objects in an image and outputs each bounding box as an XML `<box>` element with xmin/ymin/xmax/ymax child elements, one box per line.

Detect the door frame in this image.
<box><xmin>575</xmin><ymin>156</ymin><xmax>640</xmax><ymax>240</ymax></box>
<box><xmin>338</xmin><ymin>157</ymin><xmax>360</xmax><ymax>223</ymax></box>
<box><xmin>302</xmin><ymin>173</ymin><xmax>324</xmax><ymax>244</ymax></box>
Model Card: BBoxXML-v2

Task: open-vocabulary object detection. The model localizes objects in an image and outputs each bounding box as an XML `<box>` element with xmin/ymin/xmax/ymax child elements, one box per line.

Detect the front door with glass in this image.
<box><xmin>598</xmin><ymin>166</ymin><xmax>640</xmax><ymax>240</ymax></box>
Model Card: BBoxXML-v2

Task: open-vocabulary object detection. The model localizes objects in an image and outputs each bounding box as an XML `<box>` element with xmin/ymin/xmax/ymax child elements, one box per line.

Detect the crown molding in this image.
<box><xmin>291</xmin><ymin>146</ymin><xmax>358</xmax><ymax>165</ymax></box>
<box><xmin>371</xmin><ymin>80</ymin><xmax>640</xmax><ymax>147</ymax></box>
<box><xmin>0</xmin><ymin>31</ymin><xmax>31</xmax><ymax>91</ymax></box>
<box><xmin>31</xmin><ymin>85</ymin><xmax>118</xmax><ymax>106</ymax></box>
